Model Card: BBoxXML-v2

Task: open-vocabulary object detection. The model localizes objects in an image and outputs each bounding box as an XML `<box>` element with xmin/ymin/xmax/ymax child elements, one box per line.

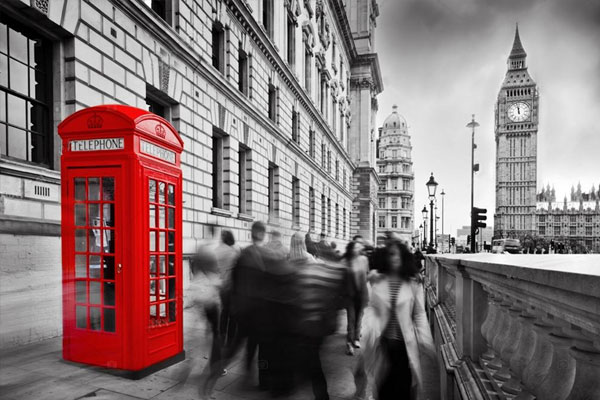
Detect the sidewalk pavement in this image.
<box><xmin>0</xmin><ymin>309</ymin><xmax>440</xmax><ymax>400</ymax></box>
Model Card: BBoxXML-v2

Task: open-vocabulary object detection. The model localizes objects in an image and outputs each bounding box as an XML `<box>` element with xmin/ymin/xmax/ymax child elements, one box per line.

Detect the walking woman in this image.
<box><xmin>356</xmin><ymin>239</ymin><xmax>435</xmax><ymax>400</ymax></box>
<box><xmin>343</xmin><ymin>240</ymin><xmax>369</xmax><ymax>355</ymax></box>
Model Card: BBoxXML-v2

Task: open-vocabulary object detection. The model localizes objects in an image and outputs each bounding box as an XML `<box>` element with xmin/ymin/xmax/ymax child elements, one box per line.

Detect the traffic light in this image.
<box><xmin>472</xmin><ymin>207</ymin><xmax>487</xmax><ymax>229</ymax></box>
<box><xmin>450</xmin><ymin>237</ymin><xmax>455</xmax><ymax>246</ymax></box>
<box><xmin>467</xmin><ymin>235</ymin><xmax>471</xmax><ymax>245</ymax></box>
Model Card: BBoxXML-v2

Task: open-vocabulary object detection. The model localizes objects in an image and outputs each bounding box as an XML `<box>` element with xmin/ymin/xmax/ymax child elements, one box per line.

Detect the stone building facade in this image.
<box><xmin>533</xmin><ymin>184</ymin><xmax>600</xmax><ymax>253</ymax></box>
<box><xmin>0</xmin><ymin>0</ymin><xmax>381</xmax><ymax>348</ymax></box>
<box><xmin>494</xmin><ymin>26</ymin><xmax>539</xmax><ymax>239</ymax></box>
<box><xmin>376</xmin><ymin>105</ymin><xmax>414</xmax><ymax>243</ymax></box>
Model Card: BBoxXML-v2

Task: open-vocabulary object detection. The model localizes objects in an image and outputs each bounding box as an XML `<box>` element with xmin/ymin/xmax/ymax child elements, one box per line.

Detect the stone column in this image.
<box><xmin>455</xmin><ymin>266</ymin><xmax>487</xmax><ymax>359</ymax></box>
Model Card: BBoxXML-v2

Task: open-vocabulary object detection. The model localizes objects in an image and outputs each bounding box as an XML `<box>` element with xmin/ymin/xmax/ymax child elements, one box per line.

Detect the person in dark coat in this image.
<box><xmin>289</xmin><ymin>232</ymin><xmax>347</xmax><ymax>400</ymax></box>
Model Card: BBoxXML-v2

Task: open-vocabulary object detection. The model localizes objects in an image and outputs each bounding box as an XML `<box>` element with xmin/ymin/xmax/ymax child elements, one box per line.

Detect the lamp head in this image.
<box><xmin>426</xmin><ymin>173</ymin><xmax>438</xmax><ymax>198</ymax></box>
<box><xmin>422</xmin><ymin>206</ymin><xmax>428</xmax><ymax>220</ymax></box>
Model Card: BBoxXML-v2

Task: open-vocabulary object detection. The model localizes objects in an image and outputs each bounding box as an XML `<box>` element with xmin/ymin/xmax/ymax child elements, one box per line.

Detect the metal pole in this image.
<box><xmin>467</xmin><ymin>115</ymin><xmax>479</xmax><ymax>253</ymax></box>
<box><xmin>441</xmin><ymin>190</ymin><xmax>445</xmax><ymax>250</ymax></box>
<box><xmin>423</xmin><ymin>219</ymin><xmax>427</xmax><ymax>248</ymax></box>
<box><xmin>430</xmin><ymin>200</ymin><xmax>434</xmax><ymax>251</ymax></box>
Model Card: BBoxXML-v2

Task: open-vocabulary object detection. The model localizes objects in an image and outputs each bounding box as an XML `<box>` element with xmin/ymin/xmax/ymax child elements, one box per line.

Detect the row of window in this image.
<box><xmin>211</xmin><ymin>131</ymin><xmax>348</xmax><ymax>236</ymax></box>
<box><xmin>379</xmin><ymin>178</ymin><xmax>412</xmax><ymax>192</ymax></box>
<box><xmin>378</xmin><ymin>148</ymin><xmax>409</xmax><ymax>160</ymax></box>
<box><xmin>378</xmin><ymin>215</ymin><xmax>411</xmax><ymax>229</ymax></box>
<box><xmin>538</xmin><ymin>215</ymin><xmax>595</xmax><ymax>223</ymax></box>
<box><xmin>539</xmin><ymin>226</ymin><xmax>595</xmax><ymax>236</ymax></box>
<box><xmin>378</xmin><ymin>197</ymin><xmax>412</xmax><ymax>210</ymax></box>
<box><xmin>378</xmin><ymin>163</ymin><xmax>412</xmax><ymax>174</ymax></box>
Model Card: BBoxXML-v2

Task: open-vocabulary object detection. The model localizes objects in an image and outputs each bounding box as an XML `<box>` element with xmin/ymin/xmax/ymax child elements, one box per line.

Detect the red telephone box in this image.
<box><xmin>58</xmin><ymin>105</ymin><xmax>184</xmax><ymax>377</ymax></box>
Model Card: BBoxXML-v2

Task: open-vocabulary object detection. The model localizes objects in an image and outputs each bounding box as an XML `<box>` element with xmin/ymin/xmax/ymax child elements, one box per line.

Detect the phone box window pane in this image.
<box><xmin>89</xmin><ymin>307</ymin><xmax>101</xmax><ymax>330</ymax></box>
<box><xmin>159</xmin><ymin>303</ymin><xmax>166</xmax><ymax>317</ymax></box>
<box><xmin>168</xmin><ymin>185</ymin><xmax>175</xmax><ymax>205</ymax></box>
<box><xmin>88</xmin><ymin>229</ymin><xmax>100</xmax><ymax>253</ymax></box>
<box><xmin>74</xmin><ymin>204</ymin><xmax>86</xmax><ymax>226</ymax></box>
<box><xmin>168</xmin><ymin>231</ymin><xmax>175</xmax><ymax>252</ymax></box>
<box><xmin>159</xmin><ymin>232</ymin><xmax>166</xmax><ymax>251</ymax></box>
<box><xmin>167</xmin><ymin>208</ymin><xmax>175</xmax><ymax>229</ymax></box>
<box><xmin>103</xmin><ymin>204</ymin><xmax>114</xmax><ymax>227</ymax></box>
<box><xmin>75</xmin><ymin>229</ymin><xmax>87</xmax><ymax>252</ymax></box>
<box><xmin>90</xmin><ymin>281</ymin><xmax>101</xmax><ymax>304</ymax></box>
<box><xmin>103</xmin><ymin>282</ymin><xmax>115</xmax><ymax>306</ymax></box>
<box><xmin>149</xmin><ymin>205</ymin><xmax>156</xmax><ymax>228</ymax></box>
<box><xmin>158</xmin><ymin>182</ymin><xmax>165</xmax><ymax>204</ymax></box>
<box><xmin>74</xmin><ymin>178</ymin><xmax>86</xmax><ymax>201</ymax></box>
<box><xmin>168</xmin><ymin>278</ymin><xmax>176</xmax><ymax>300</ymax></box>
<box><xmin>103</xmin><ymin>256</ymin><xmax>115</xmax><ymax>280</ymax></box>
<box><xmin>168</xmin><ymin>255</ymin><xmax>175</xmax><ymax>275</ymax></box>
<box><xmin>150</xmin><ymin>305</ymin><xmax>156</xmax><ymax>318</ymax></box>
<box><xmin>75</xmin><ymin>255</ymin><xmax>87</xmax><ymax>278</ymax></box>
<box><xmin>150</xmin><ymin>231</ymin><xmax>156</xmax><ymax>251</ymax></box>
<box><xmin>88</xmin><ymin>204</ymin><xmax>100</xmax><ymax>227</ymax></box>
<box><xmin>159</xmin><ymin>279</ymin><xmax>166</xmax><ymax>297</ymax></box>
<box><xmin>104</xmin><ymin>230</ymin><xmax>114</xmax><ymax>253</ymax></box>
<box><xmin>149</xmin><ymin>180</ymin><xmax>156</xmax><ymax>202</ymax></box>
<box><xmin>149</xmin><ymin>255</ymin><xmax>157</xmax><ymax>276</ymax></box>
<box><xmin>159</xmin><ymin>255</ymin><xmax>166</xmax><ymax>275</ymax></box>
<box><xmin>103</xmin><ymin>308</ymin><xmax>115</xmax><ymax>332</ymax></box>
<box><xmin>88</xmin><ymin>178</ymin><xmax>100</xmax><ymax>200</ymax></box>
<box><xmin>0</xmin><ymin>25</ymin><xmax>5</xmax><ymax>53</ymax></box>
<box><xmin>76</xmin><ymin>281</ymin><xmax>87</xmax><ymax>303</ymax></box>
<box><xmin>89</xmin><ymin>255</ymin><xmax>101</xmax><ymax>278</ymax></box>
<box><xmin>102</xmin><ymin>177</ymin><xmax>114</xmax><ymax>200</ymax></box>
<box><xmin>76</xmin><ymin>306</ymin><xmax>87</xmax><ymax>329</ymax></box>
<box><xmin>149</xmin><ymin>279</ymin><xmax>156</xmax><ymax>299</ymax></box>
<box><xmin>159</xmin><ymin>207</ymin><xmax>165</xmax><ymax>228</ymax></box>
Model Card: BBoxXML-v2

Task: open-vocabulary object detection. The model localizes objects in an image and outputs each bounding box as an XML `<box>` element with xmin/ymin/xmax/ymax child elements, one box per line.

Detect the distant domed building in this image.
<box><xmin>376</xmin><ymin>105</ymin><xmax>415</xmax><ymax>244</ymax></box>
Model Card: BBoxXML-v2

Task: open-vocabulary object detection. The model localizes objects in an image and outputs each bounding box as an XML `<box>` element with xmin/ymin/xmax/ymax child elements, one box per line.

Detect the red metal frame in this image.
<box><xmin>59</xmin><ymin>105</ymin><xmax>184</xmax><ymax>373</ymax></box>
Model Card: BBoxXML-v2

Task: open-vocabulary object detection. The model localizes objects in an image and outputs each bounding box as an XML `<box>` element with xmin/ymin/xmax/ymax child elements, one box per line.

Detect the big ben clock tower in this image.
<box><xmin>494</xmin><ymin>26</ymin><xmax>539</xmax><ymax>239</ymax></box>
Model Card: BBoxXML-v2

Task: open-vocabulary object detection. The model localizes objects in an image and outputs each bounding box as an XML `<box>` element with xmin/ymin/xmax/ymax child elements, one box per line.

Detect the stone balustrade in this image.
<box><xmin>424</xmin><ymin>254</ymin><xmax>600</xmax><ymax>400</ymax></box>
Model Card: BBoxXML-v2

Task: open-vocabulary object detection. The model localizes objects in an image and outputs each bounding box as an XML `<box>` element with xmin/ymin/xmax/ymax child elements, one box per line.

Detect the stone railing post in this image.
<box><xmin>455</xmin><ymin>264</ymin><xmax>487</xmax><ymax>360</ymax></box>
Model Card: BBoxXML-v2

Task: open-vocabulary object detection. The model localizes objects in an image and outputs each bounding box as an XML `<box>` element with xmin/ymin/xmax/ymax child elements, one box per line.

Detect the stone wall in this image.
<box><xmin>425</xmin><ymin>254</ymin><xmax>600</xmax><ymax>399</ymax></box>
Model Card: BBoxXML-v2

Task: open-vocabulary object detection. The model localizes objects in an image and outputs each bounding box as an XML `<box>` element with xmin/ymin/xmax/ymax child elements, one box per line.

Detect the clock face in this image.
<box><xmin>507</xmin><ymin>102</ymin><xmax>531</xmax><ymax>122</ymax></box>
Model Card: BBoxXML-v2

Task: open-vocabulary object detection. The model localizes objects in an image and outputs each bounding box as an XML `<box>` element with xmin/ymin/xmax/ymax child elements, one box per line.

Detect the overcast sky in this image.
<box><xmin>374</xmin><ymin>0</ymin><xmax>600</xmax><ymax>237</ymax></box>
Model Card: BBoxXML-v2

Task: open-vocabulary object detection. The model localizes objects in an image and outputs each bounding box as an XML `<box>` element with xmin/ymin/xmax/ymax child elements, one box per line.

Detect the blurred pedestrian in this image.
<box><xmin>189</xmin><ymin>243</ymin><xmax>225</xmax><ymax>398</ymax></box>
<box><xmin>305</xmin><ymin>232</ymin><xmax>318</xmax><ymax>257</ymax></box>
<box><xmin>342</xmin><ymin>240</ymin><xmax>369</xmax><ymax>355</ymax></box>
<box><xmin>289</xmin><ymin>232</ymin><xmax>347</xmax><ymax>400</ymax></box>
<box><xmin>215</xmin><ymin>230</ymin><xmax>240</xmax><ymax>349</ymax></box>
<box><xmin>265</xmin><ymin>230</ymin><xmax>289</xmax><ymax>258</ymax></box>
<box><xmin>330</xmin><ymin>241</ymin><xmax>341</xmax><ymax>259</ymax></box>
<box><xmin>228</xmin><ymin>222</ymin><xmax>297</xmax><ymax>395</ymax></box>
<box><xmin>316</xmin><ymin>233</ymin><xmax>331</xmax><ymax>259</ymax></box>
<box><xmin>355</xmin><ymin>239</ymin><xmax>435</xmax><ymax>400</ymax></box>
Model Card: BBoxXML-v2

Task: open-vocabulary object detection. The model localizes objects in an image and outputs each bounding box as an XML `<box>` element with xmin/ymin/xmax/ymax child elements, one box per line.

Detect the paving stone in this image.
<box><xmin>84</xmin><ymin>374</ymin><xmax>179</xmax><ymax>399</ymax></box>
<box><xmin>75</xmin><ymin>388</ymin><xmax>144</xmax><ymax>399</ymax></box>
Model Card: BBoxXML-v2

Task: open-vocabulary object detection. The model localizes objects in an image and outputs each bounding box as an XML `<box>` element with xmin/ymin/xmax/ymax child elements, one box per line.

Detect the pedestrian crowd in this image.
<box><xmin>189</xmin><ymin>223</ymin><xmax>434</xmax><ymax>400</ymax></box>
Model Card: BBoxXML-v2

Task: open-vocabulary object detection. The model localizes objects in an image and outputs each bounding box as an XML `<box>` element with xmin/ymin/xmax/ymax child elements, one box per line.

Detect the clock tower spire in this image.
<box><xmin>494</xmin><ymin>25</ymin><xmax>539</xmax><ymax>239</ymax></box>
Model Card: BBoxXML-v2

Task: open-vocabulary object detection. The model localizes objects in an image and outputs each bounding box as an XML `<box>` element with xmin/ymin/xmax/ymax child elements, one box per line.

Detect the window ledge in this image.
<box><xmin>237</xmin><ymin>213</ymin><xmax>255</xmax><ymax>222</ymax></box>
<box><xmin>211</xmin><ymin>207</ymin><xmax>233</xmax><ymax>217</ymax></box>
<box><xmin>291</xmin><ymin>224</ymin><xmax>301</xmax><ymax>231</ymax></box>
<box><xmin>0</xmin><ymin>158</ymin><xmax>60</xmax><ymax>184</ymax></box>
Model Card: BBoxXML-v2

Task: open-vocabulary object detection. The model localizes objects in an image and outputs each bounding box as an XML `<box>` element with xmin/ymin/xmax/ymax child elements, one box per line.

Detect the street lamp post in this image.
<box><xmin>422</xmin><ymin>206</ymin><xmax>428</xmax><ymax>249</ymax></box>
<box><xmin>434</xmin><ymin>205</ymin><xmax>438</xmax><ymax>249</ymax></box>
<box><xmin>466</xmin><ymin>115</ymin><xmax>480</xmax><ymax>253</ymax></box>
<box><xmin>426</xmin><ymin>173</ymin><xmax>438</xmax><ymax>253</ymax></box>
<box><xmin>441</xmin><ymin>189</ymin><xmax>445</xmax><ymax>251</ymax></box>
